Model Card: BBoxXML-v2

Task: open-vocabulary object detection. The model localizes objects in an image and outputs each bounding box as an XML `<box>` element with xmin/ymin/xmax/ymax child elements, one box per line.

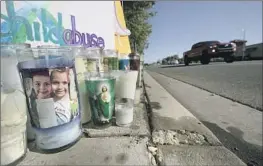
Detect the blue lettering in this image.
<box><xmin>82</xmin><ymin>33</ymin><xmax>91</xmax><ymax>47</ymax></box>
<box><xmin>41</xmin><ymin>8</ymin><xmax>49</xmax><ymax>42</ymax></box>
<box><xmin>62</xmin><ymin>16</ymin><xmax>105</xmax><ymax>48</ymax></box>
<box><xmin>97</xmin><ymin>37</ymin><xmax>105</xmax><ymax>49</ymax></box>
<box><xmin>33</xmin><ymin>22</ymin><xmax>41</xmax><ymax>41</ymax></box>
<box><xmin>1</xmin><ymin>1</ymin><xmax>34</xmax><ymax>42</ymax></box>
<box><xmin>47</xmin><ymin>12</ymin><xmax>64</xmax><ymax>44</ymax></box>
<box><xmin>1</xmin><ymin>1</ymin><xmax>106</xmax><ymax>48</ymax></box>
<box><xmin>70</xmin><ymin>15</ymin><xmax>82</xmax><ymax>45</ymax></box>
<box><xmin>90</xmin><ymin>34</ymin><xmax>97</xmax><ymax>47</ymax></box>
<box><xmin>63</xmin><ymin>29</ymin><xmax>72</xmax><ymax>45</ymax></box>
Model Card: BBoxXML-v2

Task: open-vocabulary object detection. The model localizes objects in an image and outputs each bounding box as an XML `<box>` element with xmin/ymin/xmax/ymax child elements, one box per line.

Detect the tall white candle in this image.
<box><xmin>1</xmin><ymin>90</ymin><xmax>27</xmax><ymax>165</ymax></box>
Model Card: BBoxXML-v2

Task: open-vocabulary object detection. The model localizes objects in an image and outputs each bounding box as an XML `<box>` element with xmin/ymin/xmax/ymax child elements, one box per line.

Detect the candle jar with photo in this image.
<box><xmin>17</xmin><ymin>48</ymin><xmax>82</xmax><ymax>152</ymax></box>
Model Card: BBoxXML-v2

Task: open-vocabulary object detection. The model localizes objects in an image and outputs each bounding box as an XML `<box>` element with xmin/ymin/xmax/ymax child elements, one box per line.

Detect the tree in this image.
<box><xmin>123</xmin><ymin>1</ymin><xmax>156</xmax><ymax>55</ymax></box>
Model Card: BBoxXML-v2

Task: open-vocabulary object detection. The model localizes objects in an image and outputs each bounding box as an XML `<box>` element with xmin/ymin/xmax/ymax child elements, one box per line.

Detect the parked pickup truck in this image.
<box><xmin>183</xmin><ymin>41</ymin><xmax>236</xmax><ymax>65</ymax></box>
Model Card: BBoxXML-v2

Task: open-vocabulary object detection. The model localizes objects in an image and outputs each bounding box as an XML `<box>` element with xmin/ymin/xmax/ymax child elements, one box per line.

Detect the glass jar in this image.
<box><xmin>1</xmin><ymin>43</ymin><xmax>30</xmax><ymax>165</ymax></box>
<box><xmin>1</xmin><ymin>43</ymin><xmax>31</xmax><ymax>92</ymax></box>
<box><xmin>129</xmin><ymin>53</ymin><xmax>140</xmax><ymax>87</ymax></box>
<box><xmin>17</xmin><ymin>48</ymin><xmax>82</xmax><ymax>152</ymax></box>
<box><xmin>129</xmin><ymin>53</ymin><xmax>140</xmax><ymax>71</ymax></box>
<box><xmin>102</xmin><ymin>49</ymin><xmax>119</xmax><ymax>72</ymax></box>
<box><xmin>75</xmin><ymin>48</ymin><xmax>102</xmax><ymax>124</ymax></box>
<box><xmin>37</xmin><ymin>45</ymin><xmax>86</xmax><ymax>57</ymax></box>
<box><xmin>115</xmin><ymin>98</ymin><xmax>134</xmax><ymax>127</ymax></box>
<box><xmin>119</xmin><ymin>53</ymin><xmax>130</xmax><ymax>71</ymax></box>
<box><xmin>85</xmin><ymin>72</ymin><xmax>116</xmax><ymax>128</ymax></box>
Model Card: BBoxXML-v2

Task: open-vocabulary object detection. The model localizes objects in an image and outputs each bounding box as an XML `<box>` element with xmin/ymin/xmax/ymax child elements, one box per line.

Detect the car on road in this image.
<box><xmin>183</xmin><ymin>41</ymin><xmax>236</xmax><ymax>65</ymax></box>
<box><xmin>167</xmin><ymin>59</ymin><xmax>179</xmax><ymax>65</ymax></box>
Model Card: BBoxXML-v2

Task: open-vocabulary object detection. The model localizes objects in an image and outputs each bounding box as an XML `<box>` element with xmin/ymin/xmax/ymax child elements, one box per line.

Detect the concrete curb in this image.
<box><xmin>18</xmin><ymin>87</ymin><xmax>158</xmax><ymax>165</ymax></box>
<box><xmin>143</xmin><ymin>71</ymin><xmax>221</xmax><ymax>146</ymax></box>
<box><xmin>143</xmin><ymin>71</ymin><xmax>246</xmax><ymax>166</ymax></box>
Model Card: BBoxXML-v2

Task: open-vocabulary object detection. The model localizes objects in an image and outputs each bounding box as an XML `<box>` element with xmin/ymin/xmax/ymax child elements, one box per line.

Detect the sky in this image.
<box><xmin>144</xmin><ymin>1</ymin><xmax>262</xmax><ymax>63</ymax></box>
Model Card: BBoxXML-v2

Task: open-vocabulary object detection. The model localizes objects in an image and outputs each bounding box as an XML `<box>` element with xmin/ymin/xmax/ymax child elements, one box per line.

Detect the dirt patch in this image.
<box><xmin>152</xmin><ymin>129</ymin><xmax>209</xmax><ymax>146</ymax></box>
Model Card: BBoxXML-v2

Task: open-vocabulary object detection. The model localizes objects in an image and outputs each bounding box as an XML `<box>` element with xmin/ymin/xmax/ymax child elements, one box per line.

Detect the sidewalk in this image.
<box><xmin>19</xmin><ymin>88</ymin><xmax>156</xmax><ymax>166</ymax></box>
<box><xmin>144</xmin><ymin>71</ymin><xmax>246</xmax><ymax>166</ymax></box>
<box><xmin>17</xmin><ymin>71</ymin><xmax>246</xmax><ymax>166</ymax></box>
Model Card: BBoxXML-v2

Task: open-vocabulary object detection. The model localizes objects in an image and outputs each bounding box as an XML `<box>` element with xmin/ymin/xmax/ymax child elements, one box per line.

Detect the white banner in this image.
<box><xmin>1</xmin><ymin>1</ymin><xmax>115</xmax><ymax>49</ymax></box>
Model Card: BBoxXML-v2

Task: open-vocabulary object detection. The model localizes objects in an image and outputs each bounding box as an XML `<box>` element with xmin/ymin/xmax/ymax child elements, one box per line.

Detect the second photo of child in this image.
<box><xmin>50</xmin><ymin>68</ymin><xmax>78</xmax><ymax>125</ymax></box>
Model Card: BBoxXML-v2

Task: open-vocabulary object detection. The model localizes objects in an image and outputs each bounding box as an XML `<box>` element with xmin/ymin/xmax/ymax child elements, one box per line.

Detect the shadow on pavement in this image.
<box><xmin>201</xmin><ymin>121</ymin><xmax>262</xmax><ymax>166</ymax></box>
<box><xmin>150</xmin><ymin>102</ymin><xmax>162</xmax><ymax>110</ymax></box>
<box><xmin>144</xmin><ymin>83</ymin><xmax>151</xmax><ymax>88</ymax></box>
<box><xmin>151</xmin><ymin>113</ymin><xmax>207</xmax><ymax>134</ymax></box>
<box><xmin>160</xmin><ymin>64</ymin><xmax>201</xmax><ymax>68</ymax></box>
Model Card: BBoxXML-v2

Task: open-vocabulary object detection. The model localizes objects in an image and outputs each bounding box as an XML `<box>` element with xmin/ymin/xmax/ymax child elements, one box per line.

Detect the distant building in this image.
<box><xmin>245</xmin><ymin>43</ymin><xmax>263</xmax><ymax>60</ymax></box>
<box><xmin>230</xmin><ymin>39</ymin><xmax>247</xmax><ymax>59</ymax></box>
<box><xmin>230</xmin><ymin>39</ymin><xmax>262</xmax><ymax>60</ymax></box>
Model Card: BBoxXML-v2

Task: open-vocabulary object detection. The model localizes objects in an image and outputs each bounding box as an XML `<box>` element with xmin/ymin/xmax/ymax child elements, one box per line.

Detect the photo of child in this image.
<box><xmin>22</xmin><ymin>67</ymin><xmax>79</xmax><ymax>129</ymax></box>
<box><xmin>24</xmin><ymin>70</ymin><xmax>51</xmax><ymax>128</ymax></box>
<box><xmin>50</xmin><ymin>68</ymin><xmax>72</xmax><ymax>125</ymax></box>
<box><xmin>32</xmin><ymin>71</ymin><xmax>52</xmax><ymax>99</ymax></box>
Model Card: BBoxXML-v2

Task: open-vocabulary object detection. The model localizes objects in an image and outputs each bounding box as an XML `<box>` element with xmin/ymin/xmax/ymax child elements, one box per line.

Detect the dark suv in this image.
<box><xmin>183</xmin><ymin>41</ymin><xmax>236</xmax><ymax>65</ymax></box>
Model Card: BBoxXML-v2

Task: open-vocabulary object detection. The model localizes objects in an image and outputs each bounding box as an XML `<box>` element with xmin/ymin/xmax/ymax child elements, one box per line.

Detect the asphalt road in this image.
<box><xmin>146</xmin><ymin>69</ymin><xmax>262</xmax><ymax>166</ymax></box>
<box><xmin>147</xmin><ymin>61</ymin><xmax>263</xmax><ymax>111</ymax></box>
